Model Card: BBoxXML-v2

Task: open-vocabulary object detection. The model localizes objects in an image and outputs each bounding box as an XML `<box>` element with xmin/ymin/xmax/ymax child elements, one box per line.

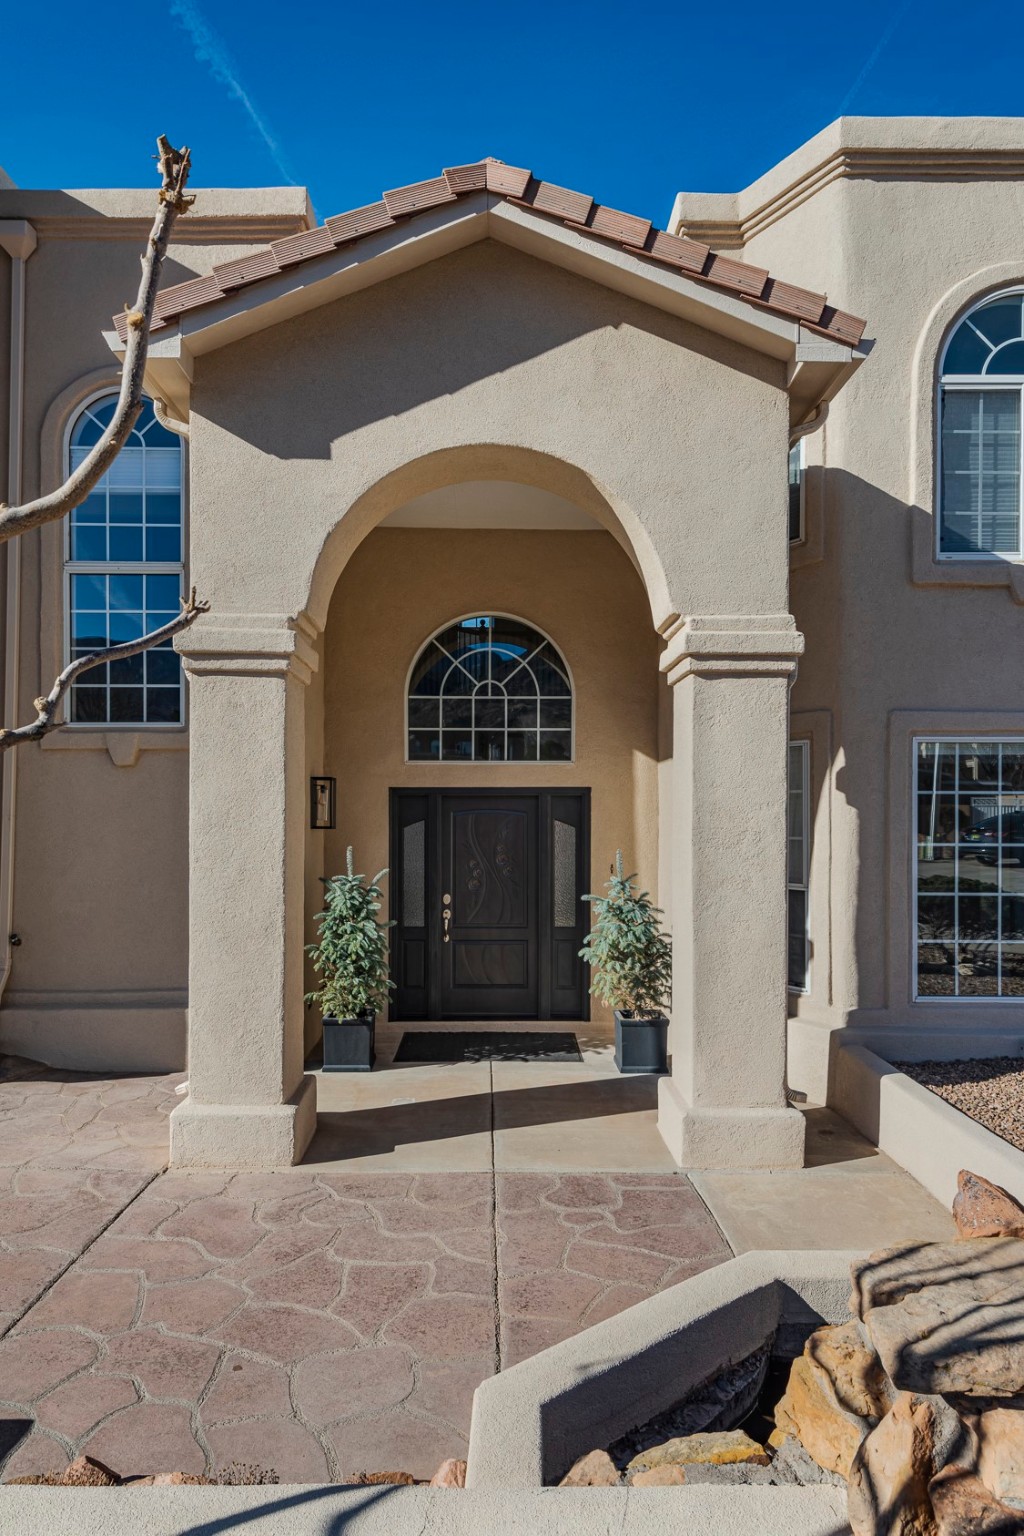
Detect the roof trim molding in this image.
<box><xmin>671</xmin><ymin>116</ymin><xmax>1024</xmax><ymax>249</ymax></box>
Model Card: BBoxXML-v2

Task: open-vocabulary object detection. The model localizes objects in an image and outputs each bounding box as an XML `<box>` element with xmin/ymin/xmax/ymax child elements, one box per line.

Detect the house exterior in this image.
<box><xmin>0</xmin><ymin>117</ymin><xmax>1021</xmax><ymax>1171</ymax></box>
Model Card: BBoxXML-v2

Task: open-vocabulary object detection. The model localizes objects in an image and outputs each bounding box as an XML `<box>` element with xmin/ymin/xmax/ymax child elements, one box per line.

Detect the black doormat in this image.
<box><xmin>394</xmin><ymin>1030</ymin><xmax>582</xmax><ymax>1063</ymax></box>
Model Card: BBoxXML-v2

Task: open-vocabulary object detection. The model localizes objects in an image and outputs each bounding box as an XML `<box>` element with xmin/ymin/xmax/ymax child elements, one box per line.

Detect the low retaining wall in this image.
<box><xmin>833</xmin><ymin>1043</ymin><xmax>1024</xmax><ymax>1208</ymax></box>
<box><xmin>467</xmin><ymin>1249</ymin><xmax>856</xmax><ymax>1490</ymax></box>
<box><xmin>0</xmin><ymin>1484</ymin><xmax>849</xmax><ymax>1536</ymax></box>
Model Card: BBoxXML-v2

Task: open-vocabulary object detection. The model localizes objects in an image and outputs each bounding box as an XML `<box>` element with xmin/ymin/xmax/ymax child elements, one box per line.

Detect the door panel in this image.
<box><xmin>390</xmin><ymin>788</ymin><xmax>589</xmax><ymax>1022</ymax></box>
<box><xmin>442</xmin><ymin>798</ymin><xmax>537</xmax><ymax>1018</ymax></box>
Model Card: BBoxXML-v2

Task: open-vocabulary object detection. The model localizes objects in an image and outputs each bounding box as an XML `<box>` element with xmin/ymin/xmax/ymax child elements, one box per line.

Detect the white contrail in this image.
<box><xmin>837</xmin><ymin>0</ymin><xmax>916</xmax><ymax>114</ymax></box>
<box><xmin>170</xmin><ymin>0</ymin><xmax>297</xmax><ymax>184</ymax></box>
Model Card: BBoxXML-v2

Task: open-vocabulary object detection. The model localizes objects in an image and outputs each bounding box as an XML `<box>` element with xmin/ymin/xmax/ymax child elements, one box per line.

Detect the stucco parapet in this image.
<box><xmin>660</xmin><ymin>614</ymin><xmax>804</xmax><ymax>685</ymax></box>
<box><xmin>177</xmin><ymin>614</ymin><xmax>319</xmax><ymax>684</ymax></box>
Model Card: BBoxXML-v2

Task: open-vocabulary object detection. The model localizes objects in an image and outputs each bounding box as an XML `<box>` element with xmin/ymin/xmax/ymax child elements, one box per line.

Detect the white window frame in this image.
<box><xmin>912</xmin><ymin>734</ymin><xmax>1024</xmax><ymax>1002</ymax></box>
<box><xmin>788</xmin><ymin>738</ymin><xmax>810</xmax><ymax>995</ymax></box>
<box><xmin>62</xmin><ymin>390</ymin><xmax>187</xmax><ymax>730</ymax></box>
<box><xmin>937</xmin><ymin>288</ymin><xmax>1024</xmax><ymax>562</ymax></box>
<box><xmin>788</xmin><ymin>439</ymin><xmax>806</xmax><ymax>546</ymax></box>
<box><xmin>404</xmin><ymin>612</ymin><xmax>576</xmax><ymax>766</ymax></box>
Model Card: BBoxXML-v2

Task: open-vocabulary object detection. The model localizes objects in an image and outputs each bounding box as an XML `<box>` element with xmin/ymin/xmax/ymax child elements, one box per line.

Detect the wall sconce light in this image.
<box><xmin>310</xmin><ymin>776</ymin><xmax>336</xmax><ymax>830</ymax></box>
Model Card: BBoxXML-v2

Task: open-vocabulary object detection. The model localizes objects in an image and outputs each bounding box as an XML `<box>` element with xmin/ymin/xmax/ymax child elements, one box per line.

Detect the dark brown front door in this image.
<box><xmin>390</xmin><ymin>788</ymin><xmax>589</xmax><ymax>1021</ymax></box>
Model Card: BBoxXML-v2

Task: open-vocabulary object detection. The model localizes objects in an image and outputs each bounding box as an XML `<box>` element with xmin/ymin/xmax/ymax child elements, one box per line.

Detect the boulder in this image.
<box><xmin>851</xmin><ymin>1241</ymin><xmax>1024</xmax><ymax>1321</ymax></box>
<box><xmin>929</xmin><ymin>1465</ymin><xmax>1024</xmax><ymax>1534</ymax></box>
<box><xmin>866</xmin><ymin>1287</ymin><xmax>1024</xmax><ymax>1398</ymax></box>
<box><xmin>630</xmin><ymin>1465</ymin><xmax>687</xmax><ymax>1486</ymax></box>
<box><xmin>977</xmin><ymin>1408</ymin><xmax>1024</xmax><ymax>1507</ymax></box>
<box><xmin>429</xmin><ymin>1458</ymin><xmax>467</xmax><ymax>1488</ymax></box>
<box><xmin>809</xmin><ymin>1321</ymin><xmax>895</xmax><ymax>1420</ymax></box>
<box><xmin>59</xmin><ymin>1454</ymin><xmax>119</xmax><ymax>1487</ymax></box>
<box><xmin>626</xmin><ymin>1429</ymin><xmax>769</xmax><ymax>1474</ymax></box>
<box><xmin>769</xmin><ymin>1434</ymin><xmax>847</xmax><ymax>1488</ymax></box>
<box><xmin>775</xmin><ymin>1350</ymin><xmax>876</xmax><ymax>1478</ymax></box>
<box><xmin>953</xmin><ymin>1172</ymin><xmax>1024</xmax><ymax>1241</ymax></box>
<box><xmin>848</xmin><ymin>1392</ymin><xmax>976</xmax><ymax>1536</ymax></box>
<box><xmin>559</xmin><ymin>1450</ymin><xmax>619</xmax><ymax>1487</ymax></box>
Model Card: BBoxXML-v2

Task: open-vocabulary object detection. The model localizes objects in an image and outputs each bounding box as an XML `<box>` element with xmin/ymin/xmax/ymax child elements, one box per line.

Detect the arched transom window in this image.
<box><xmin>65</xmin><ymin>394</ymin><xmax>184</xmax><ymax>725</ymax></box>
<box><xmin>408</xmin><ymin>616</ymin><xmax>573</xmax><ymax>762</ymax></box>
<box><xmin>939</xmin><ymin>291</ymin><xmax>1024</xmax><ymax>558</ymax></box>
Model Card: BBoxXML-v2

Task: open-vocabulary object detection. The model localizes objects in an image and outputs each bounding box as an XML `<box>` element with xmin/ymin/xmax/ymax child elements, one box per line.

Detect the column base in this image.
<box><xmin>169</xmin><ymin>1072</ymin><xmax>318</xmax><ymax>1169</ymax></box>
<box><xmin>657</xmin><ymin>1077</ymin><xmax>805</xmax><ymax>1169</ymax></box>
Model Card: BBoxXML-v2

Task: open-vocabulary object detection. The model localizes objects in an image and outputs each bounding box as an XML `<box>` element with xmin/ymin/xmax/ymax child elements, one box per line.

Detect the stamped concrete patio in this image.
<box><xmin>0</xmin><ymin>1028</ymin><xmax>955</xmax><ymax>1484</ymax></box>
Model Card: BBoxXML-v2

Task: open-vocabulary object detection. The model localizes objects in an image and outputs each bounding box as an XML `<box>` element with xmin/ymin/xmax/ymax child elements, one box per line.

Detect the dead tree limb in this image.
<box><xmin>0</xmin><ymin>136</ymin><xmax>194</xmax><ymax>544</ymax></box>
<box><xmin>0</xmin><ymin>589</ymin><xmax>209</xmax><ymax>752</ymax></box>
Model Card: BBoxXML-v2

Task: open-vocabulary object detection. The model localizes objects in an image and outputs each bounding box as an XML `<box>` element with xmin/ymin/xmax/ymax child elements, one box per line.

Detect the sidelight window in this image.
<box><xmin>407</xmin><ymin>615</ymin><xmax>573</xmax><ymax>763</ymax></box>
<box><xmin>915</xmin><ymin>738</ymin><xmax>1024</xmax><ymax>998</ymax></box>
<box><xmin>788</xmin><ymin>741</ymin><xmax>810</xmax><ymax>992</ymax></box>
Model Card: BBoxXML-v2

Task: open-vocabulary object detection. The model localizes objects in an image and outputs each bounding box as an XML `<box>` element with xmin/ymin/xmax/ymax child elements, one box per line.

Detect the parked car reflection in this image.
<box><xmin>960</xmin><ymin>811</ymin><xmax>1024</xmax><ymax>865</ymax></box>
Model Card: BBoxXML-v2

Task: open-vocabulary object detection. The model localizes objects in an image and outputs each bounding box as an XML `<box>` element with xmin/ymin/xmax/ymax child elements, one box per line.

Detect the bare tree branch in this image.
<box><xmin>0</xmin><ymin>589</ymin><xmax>210</xmax><ymax>752</ymax></box>
<box><xmin>0</xmin><ymin>136</ymin><xmax>194</xmax><ymax>544</ymax></box>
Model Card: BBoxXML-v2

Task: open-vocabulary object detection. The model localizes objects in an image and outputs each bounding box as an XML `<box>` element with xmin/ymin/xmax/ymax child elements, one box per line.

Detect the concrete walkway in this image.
<box><xmin>0</xmin><ymin>1033</ymin><xmax>954</xmax><ymax>1484</ymax></box>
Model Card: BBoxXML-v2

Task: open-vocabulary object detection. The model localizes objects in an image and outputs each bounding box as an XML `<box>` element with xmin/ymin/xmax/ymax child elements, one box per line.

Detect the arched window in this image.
<box><xmin>939</xmin><ymin>290</ymin><xmax>1024</xmax><ymax>558</ymax></box>
<box><xmin>408</xmin><ymin>615</ymin><xmax>573</xmax><ymax>762</ymax></box>
<box><xmin>65</xmin><ymin>394</ymin><xmax>184</xmax><ymax>725</ymax></box>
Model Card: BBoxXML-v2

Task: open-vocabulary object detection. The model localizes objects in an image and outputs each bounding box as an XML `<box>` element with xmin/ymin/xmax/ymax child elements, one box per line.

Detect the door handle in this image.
<box><xmin>443</xmin><ymin>906</ymin><xmax>451</xmax><ymax>942</ymax></box>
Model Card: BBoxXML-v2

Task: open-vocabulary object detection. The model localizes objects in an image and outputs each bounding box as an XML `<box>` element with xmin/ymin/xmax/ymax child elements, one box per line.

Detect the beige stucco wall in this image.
<box><xmin>318</xmin><ymin>525</ymin><xmax>661</xmax><ymax>1027</ymax></box>
<box><xmin>0</xmin><ymin>188</ymin><xmax>309</xmax><ymax>1070</ymax></box>
<box><xmin>674</xmin><ymin>119</ymin><xmax>1024</xmax><ymax>1082</ymax></box>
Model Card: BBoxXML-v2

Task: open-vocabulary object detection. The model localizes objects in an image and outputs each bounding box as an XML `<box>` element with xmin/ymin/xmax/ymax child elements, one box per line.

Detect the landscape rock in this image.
<box><xmin>682</xmin><ymin>1461</ymin><xmax>776</xmax><ymax>1486</ymax></box>
<box><xmin>630</xmin><ymin>1464</ymin><xmax>687</xmax><ymax>1485</ymax></box>
<box><xmin>775</xmin><ymin>1350</ymin><xmax>876</xmax><ymax>1477</ymax></box>
<box><xmin>929</xmin><ymin>1465</ymin><xmax>1024</xmax><ymax>1534</ymax></box>
<box><xmin>848</xmin><ymin>1392</ymin><xmax>976</xmax><ymax>1536</ymax></box>
<box><xmin>559</xmin><ymin>1449</ymin><xmax>619</xmax><ymax>1486</ymax></box>
<box><xmin>978</xmin><ymin>1408</ymin><xmax>1024</xmax><ymax>1507</ymax></box>
<box><xmin>429</xmin><ymin>1458</ymin><xmax>467</xmax><ymax>1488</ymax></box>
<box><xmin>770</xmin><ymin>1434</ymin><xmax>847</xmax><ymax>1488</ymax></box>
<box><xmin>809</xmin><ymin>1321</ymin><xmax>895</xmax><ymax>1420</ymax></box>
<box><xmin>953</xmin><ymin>1171</ymin><xmax>1024</xmax><ymax>1241</ymax></box>
<box><xmin>626</xmin><ymin>1428</ymin><xmax>769</xmax><ymax>1473</ymax></box>
<box><xmin>347</xmin><ymin>1470</ymin><xmax>416</xmax><ymax>1485</ymax></box>
<box><xmin>866</xmin><ymin>1286</ymin><xmax>1024</xmax><ymax>1398</ymax></box>
<box><xmin>59</xmin><ymin>1454</ymin><xmax>119</xmax><ymax>1486</ymax></box>
<box><xmin>851</xmin><ymin>1240</ymin><xmax>1024</xmax><ymax>1321</ymax></box>
<box><xmin>151</xmin><ymin>1471</ymin><xmax>214</xmax><ymax>1485</ymax></box>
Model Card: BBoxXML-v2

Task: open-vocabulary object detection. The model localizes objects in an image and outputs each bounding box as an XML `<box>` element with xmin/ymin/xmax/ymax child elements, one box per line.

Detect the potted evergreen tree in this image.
<box><xmin>305</xmin><ymin>848</ymin><xmax>394</xmax><ymax>1072</ymax></box>
<box><xmin>580</xmin><ymin>852</ymin><xmax>672</xmax><ymax>1074</ymax></box>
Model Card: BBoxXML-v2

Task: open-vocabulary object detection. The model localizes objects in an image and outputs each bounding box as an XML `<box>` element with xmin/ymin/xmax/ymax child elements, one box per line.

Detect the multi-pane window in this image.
<box><xmin>939</xmin><ymin>292</ymin><xmax>1024</xmax><ymax>557</ymax></box>
<box><xmin>788</xmin><ymin>441</ymin><xmax>805</xmax><ymax>544</ymax></box>
<box><xmin>65</xmin><ymin>395</ymin><xmax>184</xmax><ymax>725</ymax></box>
<box><xmin>408</xmin><ymin>616</ymin><xmax>573</xmax><ymax>762</ymax></box>
<box><xmin>915</xmin><ymin>739</ymin><xmax>1024</xmax><ymax>999</ymax></box>
<box><xmin>788</xmin><ymin>741</ymin><xmax>810</xmax><ymax>992</ymax></box>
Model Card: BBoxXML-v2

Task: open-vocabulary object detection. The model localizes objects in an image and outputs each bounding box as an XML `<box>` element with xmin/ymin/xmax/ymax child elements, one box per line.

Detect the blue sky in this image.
<box><xmin>3</xmin><ymin>0</ymin><xmax>1023</xmax><ymax>226</ymax></box>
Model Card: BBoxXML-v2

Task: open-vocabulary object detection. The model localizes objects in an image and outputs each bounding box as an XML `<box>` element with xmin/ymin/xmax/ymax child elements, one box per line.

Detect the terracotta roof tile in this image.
<box><xmin>586</xmin><ymin>205</ymin><xmax>652</xmax><ymax>248</ymax></box>
<box><xmin>524</xmin><ymin>180</ymin><xmax>594</xmax><ymax>224</ymax></box>
<box><xmin>325</xmin><ymin>201</ymin><xmax>394</xmax><ymax>245</ymax></box>
<box><xmin>131</xmin><ymin>157</ymin><xmax>867</xmax><ymax>348</ymax></box>
<box><xmin>382</xmin><ymin>176</ymin><xmax>457</xmax><ymax>218</ymax></box>
<box><xmin>443</xmin><ymin>162</ymin><xmax>489</xmax><ymax>193</ymax></box>
<box><xmin>212</xmin><ymin>249</ymin><xmax>281</xmax><ymax>290</ymax></box>
<box><xmin>484</xmin><ymin>161</ymin><xmax>531</xmax><ymax>197</ymax></box>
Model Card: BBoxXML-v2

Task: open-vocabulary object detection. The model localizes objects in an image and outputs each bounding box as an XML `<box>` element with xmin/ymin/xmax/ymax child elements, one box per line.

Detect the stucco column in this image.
<box><xmin>657</xmin><ymin>616</ymin><xmax>806</xmax><ymax>1169</ymax></box>
<box><xmin>169</xmin><ymin>617</ymin><xmax>319</xmax><ymax>1168</ymax></box>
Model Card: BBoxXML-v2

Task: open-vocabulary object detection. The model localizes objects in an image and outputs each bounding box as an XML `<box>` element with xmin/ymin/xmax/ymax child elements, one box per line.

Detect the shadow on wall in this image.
<box><xmin>195</xmin><ymin>243</ymin><xmax>778</xmax><ymax>460</ymax></box>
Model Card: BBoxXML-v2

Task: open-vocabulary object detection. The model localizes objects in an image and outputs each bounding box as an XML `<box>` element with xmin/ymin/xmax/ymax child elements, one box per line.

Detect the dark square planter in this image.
<box><xmin>322</xmin><ymin>1013</ymin><xmax>376</xmax><ymax>1072</ymax></box>
<box><xmin>613</xmin><ymin>1009</ymin><xmax>668</xmax><ymax>1074</ymax></box>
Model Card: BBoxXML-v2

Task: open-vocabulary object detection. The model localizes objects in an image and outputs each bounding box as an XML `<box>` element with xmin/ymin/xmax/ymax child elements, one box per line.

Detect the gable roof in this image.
<box><xmin>114</xmin><ymin>158</ymin><xmax>866</xmax><ymax>348</ymax></box>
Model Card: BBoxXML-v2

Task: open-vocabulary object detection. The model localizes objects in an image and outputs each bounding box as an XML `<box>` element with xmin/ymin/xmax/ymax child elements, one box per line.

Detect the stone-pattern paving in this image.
<box><xmin>0</xmin><ymin>1055</ymin><xmax>181</xmax><ymax>1335</ymax></box>
<box><xmin>0</xmin><ymin>1168</ymin><xmax>730</xmax><ymax>1483</ymax></box>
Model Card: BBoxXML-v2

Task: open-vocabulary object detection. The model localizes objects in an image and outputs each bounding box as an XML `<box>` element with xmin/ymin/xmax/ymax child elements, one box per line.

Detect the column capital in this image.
<box><xmin>661</xmin><ymin>614</ymin><xmax>804</xmax><ymax>687</ymax></box>
<box><xmin>176</xmin><ymin>612</ymin><xmax>319</xmax><ymax>685</ymax></box>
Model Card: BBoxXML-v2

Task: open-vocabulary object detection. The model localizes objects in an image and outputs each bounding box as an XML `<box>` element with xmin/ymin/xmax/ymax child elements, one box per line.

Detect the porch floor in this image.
<box><xmin>0</xmin><ymin>1034</ymin><xmax>953</xmax><ymax>1485</ymax></box>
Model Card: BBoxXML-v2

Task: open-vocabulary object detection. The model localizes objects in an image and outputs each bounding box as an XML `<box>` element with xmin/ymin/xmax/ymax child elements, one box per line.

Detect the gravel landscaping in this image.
<box><xmin>894</xmin><ymin>1056</ymin><xmax>1024</xmax><ymax>1152</ymax></box>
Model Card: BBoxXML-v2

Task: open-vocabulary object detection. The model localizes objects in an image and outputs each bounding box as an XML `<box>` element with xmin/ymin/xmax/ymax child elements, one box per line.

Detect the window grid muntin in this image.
<box><xmin>913</xmin><ymin>737</ymin><xmax>1024</xmax><ymax>1001</ymax></box>
<box><xmin>63</xmin><ymin>393</ymin><xmax>185</xmax><ymax>727</ymax></box>
<box><xmin>788</xmin><ymin>740</ymin><xmax>810</xmax><ymax>994</ymax></box>
<box><xmin>406</xmin><ymin>615</ymin><xmax>574</xmax><ymax>764</ymax></box>
<box><xmin>938</xmin><ymin>288</ymin><xmax>1024</xmax><ymax>561</ymax></box>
